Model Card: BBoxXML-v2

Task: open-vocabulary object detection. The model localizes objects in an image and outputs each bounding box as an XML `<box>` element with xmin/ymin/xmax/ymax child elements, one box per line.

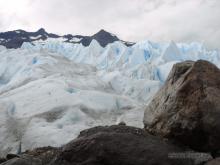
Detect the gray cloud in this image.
<box><xmin>0</xmin><ymin>0</ymin><xmax>219</xmax><ymax>49</ymax></box>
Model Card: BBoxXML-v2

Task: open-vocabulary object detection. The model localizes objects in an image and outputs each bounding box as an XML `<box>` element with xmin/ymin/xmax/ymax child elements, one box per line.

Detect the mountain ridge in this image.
<box><xmin>0</xmin><ymin>28</ymin><xmax>134</xmax><ymax>49</ymax></box>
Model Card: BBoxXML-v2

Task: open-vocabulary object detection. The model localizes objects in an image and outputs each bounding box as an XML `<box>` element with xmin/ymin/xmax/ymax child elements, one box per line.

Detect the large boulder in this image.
<box><xmin>144</xmin><ymin>60</ymin><xmax>220</xmax><ymax>152</ymax></box>
<box><xmin>0</xmin><ymin>155</ymin><xmax>41</xmax><ymax>165</ymax></box>
<box><xmin>205</xmin><ymin>158</ymin><xmax>220</xmax><ymax>165</ymax></box>
<box><xmin>0</xmin><ymin>158</ymin><xmax>7</xmax><ymax>164</ymax></box>
<box><xmin>52</xmin><ymin>125</ymin><xmax>193</xmax><ymax>165</ymax></box>
<box><xmin>1</xmin><ymin>147</ymin><xmax>60</xmax><ymax>165</ymax></box>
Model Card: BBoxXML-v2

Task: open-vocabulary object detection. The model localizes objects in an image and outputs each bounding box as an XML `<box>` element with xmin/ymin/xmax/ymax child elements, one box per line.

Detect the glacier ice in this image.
<box><xmin>0</xmin><ymin>38</ymin><xmax>219</xmax><ymax>156</ymax></box>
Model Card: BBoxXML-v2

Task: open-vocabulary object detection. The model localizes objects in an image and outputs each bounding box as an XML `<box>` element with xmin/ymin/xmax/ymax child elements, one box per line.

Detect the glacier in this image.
<box><xmin>0</xmin><ymin>38</ymin><xmax>219</xmax><ymax>156</ymax></box>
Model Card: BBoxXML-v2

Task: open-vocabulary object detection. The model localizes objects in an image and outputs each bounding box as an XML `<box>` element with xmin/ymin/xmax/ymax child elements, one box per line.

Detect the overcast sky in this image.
<box><xmin>0</xmin><ymin>0</ymin><xmax>219</xmax><ymax>48</ymax></box>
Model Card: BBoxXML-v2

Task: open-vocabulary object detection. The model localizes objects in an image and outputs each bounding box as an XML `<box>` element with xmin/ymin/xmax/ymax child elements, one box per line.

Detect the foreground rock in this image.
<box><xmin>205</xmin><ymin>158</ymin><xmax>220</xmax><ymax>165</ymax></box>
<box><xmin>0</xmin><ymin>156</ymin><xmax>41</xmax><ymax>165</ymax></box>
<box><xmin>144</xmin><ymin>60</ymin><xmax>220</xmax><ymax>153</ymax></box>
<box><xmin>0</xmin><ymin>147</ymin><xmax>60</xmax><ymax>165</ymax></box>
<box><xmin>52</xmin><ymin>125</ymin><xmax>193</xmax><ymax>165</ymax></box>
<box><xmin>1</xmin><ymin>125</ymin><xmax>194</xmax><ymax>165</ymax></box>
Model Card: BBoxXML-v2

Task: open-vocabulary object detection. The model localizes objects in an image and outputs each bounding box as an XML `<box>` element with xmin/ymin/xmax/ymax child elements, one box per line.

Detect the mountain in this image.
<box><xmin>0</xmin><ymin>29</ymin><xmax>220</xmax><ymax>156</ymax></box>
<box><xmin>0</xmin><ymin>28</ymin><xmax>134</xmax><ymax>49</ymax></box>
<box><xmin>0</xmin><ymin>28</ymin><xmax>59</xmax><ymax>49</ymax></box>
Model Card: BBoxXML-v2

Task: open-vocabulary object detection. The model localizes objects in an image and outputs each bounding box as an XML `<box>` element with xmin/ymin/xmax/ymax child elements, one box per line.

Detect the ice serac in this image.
<box><xmin>162</xmin><ymin>41</ymin><xmax>182</xmax><ymax>62</ymax></box>
<box><xmin>0</xmin><ymin>46</ymin><xmax>143</xmax><ymax>156</ymax></box>
<box><xmin>144</xmin><ymin>60</ymin><xmax>220</xmax><ymax>152</ymax></box>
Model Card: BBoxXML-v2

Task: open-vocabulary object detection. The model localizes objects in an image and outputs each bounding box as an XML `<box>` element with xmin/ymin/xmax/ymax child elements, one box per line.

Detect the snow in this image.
<box><xmin>30</xmin><ymin>35</ymin><xmax>42</xmax><ymax>40</ymax></box>
<box><xmin>0</xmin><ymin>37</ymin><xmax>220</xmax><ymax>156</ymax></box>
<box><xmin>0</xmin><ymin>45</ymin><xmax>6</xmax><ymax>51</ymax></box>
<box><xmin>69</xmin><ymin>37</ymin><xmax>82</xmax><ymax>42</ymax></box>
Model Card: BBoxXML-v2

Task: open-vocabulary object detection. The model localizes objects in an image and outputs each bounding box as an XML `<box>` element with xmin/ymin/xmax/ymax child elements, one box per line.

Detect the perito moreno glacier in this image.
<box><xmin>0</xmin><ymin>29</ymin><xmax>219</xmax><ymax>156</ymax></box>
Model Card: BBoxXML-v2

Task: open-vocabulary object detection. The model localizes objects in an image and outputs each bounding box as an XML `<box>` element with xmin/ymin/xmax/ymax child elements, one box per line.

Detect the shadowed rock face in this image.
<box><xmin>0</xmin><ymin>147</ymin><xmax>60</xmax><ymax>165</ymax></box>
<box><xmin>79</xmin><ymin>29</ymin><xmax>120</xmax><ymax>47</ymax></box>
<box><xmin>0</xmin><ymin>28</ymin><xmax>59</xmax><ymax>49</ymax></box>
<box><xmin>144</xmin><ymin>60</ymin><xmax>220</xmax><ymax>152</ymax></box>
<box><xmin>1</xmin><ymin>125</ymin><xmax>194</xmax><ymax>165</ymax></box>
<box><xmin>52</xmin><ymin>125</ymin><xmax>193</xmax><ymax>165</ymax></box>
<box><xmin>205</xmin><ymin>158</ymin><xmax>220</xmax><ymax>165</ymax></box>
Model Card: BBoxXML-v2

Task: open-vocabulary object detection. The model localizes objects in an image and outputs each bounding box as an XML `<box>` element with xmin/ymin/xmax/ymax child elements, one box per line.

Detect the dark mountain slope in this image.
<box><xmin>0</xmin><ymin>28</ymin><xmax>134</xmax><ymax>49</ymax></box>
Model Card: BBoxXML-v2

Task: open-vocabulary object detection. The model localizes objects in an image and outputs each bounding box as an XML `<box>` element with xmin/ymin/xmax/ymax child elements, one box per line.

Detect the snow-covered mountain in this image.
<box><xmin>0</xmin><ymin>28</ymin><xmax>134</xmax><ymax>49</ymax></box>
<box><xmin>0</xmin><ymin>29</ymin><xmax>219</xmax><ymax>156</ymax></box>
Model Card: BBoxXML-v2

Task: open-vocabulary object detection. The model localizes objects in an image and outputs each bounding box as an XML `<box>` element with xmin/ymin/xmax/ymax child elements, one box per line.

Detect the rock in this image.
<box><xmin>52</xmin><ymin>125</ymin><xmax>193</xmax><ymax>165</ymax></box>
<box><xmin>0</xmin><ymin>125</ymin><xmax>196</xmax><ymax>165</ymax></box>
<box><xmin>6</xmin><ymin>154</ymin><xmax>19</xmax><ymax>160</ymax></box>
<box><xmin>205</xmin><ymin>158</ymin><xmax>220</xmax><ymax>165</ymax></box>
<box><xmin>1</xmin><ymin>147</ymin><xmax>60</xmax><ymax>165</ymax></box>
<box><xmin>0</xmin><ymin>155</ymin><xmax>41</xmax><ymax>165</ymax></box>
<box><xmin>23</xmin><ymin>146</ymin><xmax>60</xmax><ymax>164</ymax></box>
<box><xmin>0</xmin><ymin>158</ymin><xmax>7</xmax><ymax>164</ymax></box>
<box><xmin>144</xmin><ymin>60</ymin><xmax>220</xmax><ymax>153</ymax></box>
<box><xmin>118</xmin><ymin>121</ymin><xmax>126</xmax><ymax>126</ymax></box>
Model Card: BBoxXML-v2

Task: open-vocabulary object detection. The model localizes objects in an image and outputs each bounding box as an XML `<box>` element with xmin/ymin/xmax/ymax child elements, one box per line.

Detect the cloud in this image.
<box><xmin>0</xmin><ymin>0</ymin><xmax>219</xmax><ymax>49</ymax></box>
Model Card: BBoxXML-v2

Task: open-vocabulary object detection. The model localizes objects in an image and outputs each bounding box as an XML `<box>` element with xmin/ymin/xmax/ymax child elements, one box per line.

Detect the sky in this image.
<box><xmin>0</xmin><ymin>0</ymin><xmax>219</xmax><ymax>49</ymax></box>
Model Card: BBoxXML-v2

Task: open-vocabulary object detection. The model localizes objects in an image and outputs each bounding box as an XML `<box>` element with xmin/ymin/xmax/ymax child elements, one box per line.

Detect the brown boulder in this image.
<box><xmin>52</xmin><ymin>125</ymin><xmax>193</xmax><ymax>165</ymax></box>
<box><xmin>1</xmin><ymin>147</ymin><xmax>60</xmax><ymax>165</ymax></box>
<box><xmin>0</xmin><ymin>155</ymin><xmax>41</xmax><ymax>165</ymax></box>
<box><xmin>1</xmin><ymin>125</ymin><xmax>195</xmax><ymax>165</ymax></box>
<box><xmin>144</xmin><ymin>60</ymin><xmax>220</xmax><ymax>152</ymax></box>
<box><xmin>205</xmin><ymin>158</ymin><xmax>220</xmax><ymax>165</ymax></box>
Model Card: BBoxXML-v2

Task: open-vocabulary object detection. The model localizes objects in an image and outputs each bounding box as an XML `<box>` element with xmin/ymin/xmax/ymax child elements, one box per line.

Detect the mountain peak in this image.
<box><xmin>36</xmin><ymin>28</ymin><xmax>47</xmax><ymax>34</ymax></box>
<box><xmin>91</xmin><ymin>29</ymin><xmax>119</xmax><ymax>47</ymax></box>
<box><xmin>94</xmin><ymin>29</ymin><xmax>116</xmax><ymax>38</ymax></box>
<box><xmin>98</xmin><ymin>29</ymin><xmax>107</xmax><ymax>33</ymax></box>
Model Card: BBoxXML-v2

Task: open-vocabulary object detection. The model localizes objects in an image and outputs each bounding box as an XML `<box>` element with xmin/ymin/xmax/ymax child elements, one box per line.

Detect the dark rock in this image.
<box><xmin>52</xmin><ymin>125</ymin><xmax>193</xmax><ymax>165</ymax></box>
<box><xmin>118</xmin><ymin>121</ymin><xmax>126</xmax><ymax>126</ymax></box>
<box><xmin>205</xmin><ymin>158</ymin><xmax>220</xmax><ymax>165</ymax></box>
<box><xmin>0</xmin><ymin>158</ymin><xmax>7</xmax><ymax>164</ymax></box>
<box><xmin>23</xmin><ymin>146</ymin><xmax>60</xmax><ymax>164</ymax></box>
<box><xmin>6</xmin><ymin>154</ymin><xmax>19</xmax><ymax>160</ymax></box>
<box><xmin>1</xmin><ymin>125</ymin><xmax>197</xmax><ymax>165</ymax></box>
<box><xmin>1</xmin><ymin>155</ymin><xmax>41</xmax><ymax>165</ymax></box>
<box><xmin>144</xmin><ymin>60</ymin><xmax>220</xmax><ymax>153</ymax></box>
<box><xmin>91</xmin><ymin>29</ymin><xmax>119</xmax><ymax>47</ymax></box>
<box><xmin>1</xmin><ymin>147</ymin><xmax>59</xmax><ymax>165</ymax></box>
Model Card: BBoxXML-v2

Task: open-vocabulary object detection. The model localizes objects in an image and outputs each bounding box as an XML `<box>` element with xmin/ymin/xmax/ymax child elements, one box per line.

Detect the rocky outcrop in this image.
<box><xmin>0</xmin><ymin>147</ymin><xmax>60</xmax><ymax>165</ymax></box>
<box><xmin>144</xmin><ymin>60</ymin><xmax>220</xmax><ymax>153</ymax></box>
<box><xmin>0</xmin><ymin>156</ymin><xmax>41</xmax><ymax>165</ymax></box>
<box><xmin>0</xmin><ymin>158</ymin><xmax>7</xmax><ymax>164</ymax></box>
<box><xmin>53</xmin><ymin>125</ymin><xmax>194</xmax><ymax>165</ymax></box>
<box><xmin>1</xmin><ymin>125</ymin><xmax>194</xmax><ymax>165</ymax></box>
<box><xmin>205</xmin><ymin>158</ymin><xmax>220</xmax><ymax>165</ymax></box>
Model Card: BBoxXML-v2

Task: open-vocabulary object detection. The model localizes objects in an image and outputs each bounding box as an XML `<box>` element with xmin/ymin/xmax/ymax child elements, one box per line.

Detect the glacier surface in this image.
<box><xmin>0</xmin><ymin>38</ymin><xmax>219</xmax><ymax>156</ymax></box>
